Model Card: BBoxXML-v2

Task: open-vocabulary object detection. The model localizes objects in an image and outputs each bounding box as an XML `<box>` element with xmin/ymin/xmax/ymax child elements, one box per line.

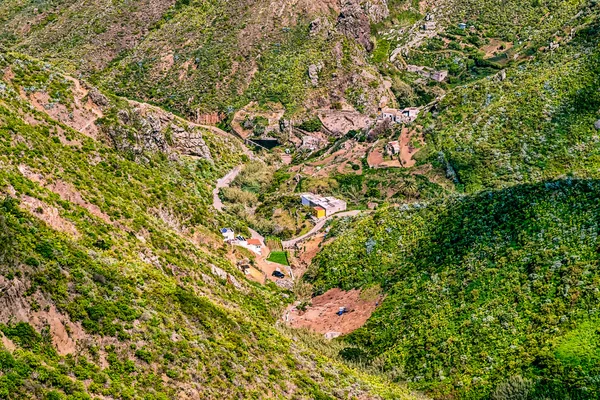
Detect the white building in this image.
<box><xmin>301</xmin><ymin>194</ymin><xmax>347</xmax><ymax>217</ymax></box>
<box><xmin>221</xmin><ymin>228</ymin><xmax>235</xmax><ymax>241</ymax></box>
<box><xmin>380</xmin><ymin>107</ymin><xmax>420</xmax><ymax>124</ymax></box>
<box><xmin>245</xmin><ymin>238</ymin><xmax>263</xmax><ymax>255</ymax></box>
<box><xmin>386</xmin><ymin>140</ymin><xmax>401</xmax><ymax>155</ymax></box>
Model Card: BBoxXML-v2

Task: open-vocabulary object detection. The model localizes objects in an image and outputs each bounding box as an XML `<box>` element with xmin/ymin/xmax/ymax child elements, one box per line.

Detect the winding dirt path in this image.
<box><xmin>282</xmin><ymin>210</ymin><xmax>362</xmax><ymax>248</ymax></box>
<box><xmin>212</xmin><ymin>166</ymin><xmax>242</xmax><ymax>211</ymax></box>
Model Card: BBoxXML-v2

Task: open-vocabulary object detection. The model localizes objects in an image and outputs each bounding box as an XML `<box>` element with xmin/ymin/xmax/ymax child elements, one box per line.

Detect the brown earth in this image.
<box><xmin>318</xmin><ymin>109</ymin><xmax>373</xmax><ymax>135</ymax></box>
<box><xmin>284</xmin><ymin>288</ymin><xmax>383</xmax><ymax>336</ymax></box>
<box><xmin>482</xmin><ymin>39</ymin><xmax>513</xmax><ymax>58</ymax></box>
<box><xmin>367</xmin><ymin>146</ymin><xmax>384</xmax><ymax>167</ymax></box>
<box><xmin>16</xmin><ymin>75</ymin><xmax>104</xmax><ymax>139</ymax></box>
<box><xmin>0</xmin><ymin>275</ymin><xmax>88</xmax><ymax>356</ymax></box>
<box><xmin>292</xmin><ymin>233</ymin><xmax>326</xmax><ymax>278</ymax></box>
<box><xmin>399</xmin><ymin>127</ymin><xmax>424</xmax><ymax>168</ymax></box>
<box><xmin>0</xmin><ymin>333</ymin><xmax>16</xmax><ymax>352</ymax></box>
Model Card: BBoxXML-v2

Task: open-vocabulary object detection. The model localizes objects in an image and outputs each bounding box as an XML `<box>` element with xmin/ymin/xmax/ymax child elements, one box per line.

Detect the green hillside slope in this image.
<box><xmin>0</xmin><ymin>0</ymin><xmax>390</xmax><ymax>117</ymax></box>
<box><xmin>0</xmin><ymin>53</ymin><xmax>418</xmax><ymax>399</ymax></box>
<box><xmin>307</xmin><ymin>179</ymin><xmax>600</xmax><ymax>399</ymax></box>
<box><xmin>420</xmin><ymin>8</ymin><xmax>600</xmax><ymax>192</ymax></box>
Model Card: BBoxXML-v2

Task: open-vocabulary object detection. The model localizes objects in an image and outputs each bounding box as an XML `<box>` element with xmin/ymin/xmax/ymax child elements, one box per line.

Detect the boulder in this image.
<box><xmin>363</xmin><ymin>0</ymin><xmax>389</xmax><ymax>23</ymax></box>
<box><xmin>211</xmin><ymin>264</ymin><xmax>228</xmax><ymax>280</ymax></box>
<box><xmin>595</xmin><ymin>119</ymin><xmax>600</xmax><ymax>130</ymax></box>
<box><xmin>87</xmin><ymin>87</ymin><xmax>109</xmax><ymax>107</ymax></box>
<box><xmin>308</xmin><ymin>63</ymin><xmax>323</xmax><ymax>86</ymax></box>
<box><xmin>107</xmin><ymin>105</ymin><xmax>213</xmax><ymax>161</ymax></box>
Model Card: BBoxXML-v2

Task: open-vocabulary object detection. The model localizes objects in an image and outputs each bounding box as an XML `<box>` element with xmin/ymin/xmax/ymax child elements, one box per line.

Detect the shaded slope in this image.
<box><xmin>422</xmin><ymin>9</ymin><xmax>600</xmax><ymax>191</ymax></box>
<box><xmin>308</xmin><ymin>179</ymin><xmax>600</xmax><ymax>399</ymax></box>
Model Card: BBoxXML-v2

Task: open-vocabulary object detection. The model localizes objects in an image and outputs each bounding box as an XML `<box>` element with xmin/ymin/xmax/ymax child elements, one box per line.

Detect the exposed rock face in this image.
<box><xmin>106</xmin><ymin>103</ymin><xmax>213</xmax><ymax>161</ymax></box>
<box><xmin>87</xmin><ymin>87</ymin><xmax>109</xmax><ymax>107</ymax></box>
<box><xmin>0</xmin><ymin>276</ymin><xmax>29</xmax><ymax>322</ymax></box>
<box><xmin>595</xmin><ymin>119</ymin><xmax>600</xmax><ymax>130</ymax></box>
<box><xmin>363</xmin><ymin>0</ymin><xmax>389</xmax><ymax>22</ymax></box>
<box><xmin>308</xmin><ymin>63</ymin><xmax>323</xmax><ymax>86</ymax></box>
<box><xmin>309</xmin><ymin>18</ymin><xmax>333</xmax><ymax>37</ymax></box>
<box><xmin>337</xmin><ymin>0</ymin><xmax>374</xmax><ymax>52</ymax></box>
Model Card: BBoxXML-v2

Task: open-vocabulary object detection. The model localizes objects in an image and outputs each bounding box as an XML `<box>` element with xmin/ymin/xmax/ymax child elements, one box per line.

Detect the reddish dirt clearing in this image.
<box><xmin>284</xmin><ymin>288</ymin><xmax>383</xmax><ymax>337</ymax></box>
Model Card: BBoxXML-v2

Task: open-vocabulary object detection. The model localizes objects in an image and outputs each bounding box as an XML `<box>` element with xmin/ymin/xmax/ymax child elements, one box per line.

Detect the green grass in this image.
<box><xmin>267</xmin><ymin>251</ymin><xmax>289</xmax><ymax>266</ymax></box>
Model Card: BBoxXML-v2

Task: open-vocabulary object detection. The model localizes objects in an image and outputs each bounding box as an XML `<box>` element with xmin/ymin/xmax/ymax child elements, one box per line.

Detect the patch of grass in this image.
<box><xmin>267</xmin><ymin>251</ymin><xmax>289</xmax><ymax>266</ymax></box>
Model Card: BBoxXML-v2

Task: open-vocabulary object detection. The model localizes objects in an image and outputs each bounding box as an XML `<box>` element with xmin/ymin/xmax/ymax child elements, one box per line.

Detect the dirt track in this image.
<box><xmin>282</xmin><ymin>210</ymin><xmax>362</xmax><ymax>248</ymax></box>
<box><xmin>212</xmin><ymin>166</ymin><xmax>242</xmax><ymax>211</ymax></box>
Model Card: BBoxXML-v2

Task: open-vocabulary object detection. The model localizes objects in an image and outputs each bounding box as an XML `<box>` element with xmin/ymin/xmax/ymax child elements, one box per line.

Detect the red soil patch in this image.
<box><xmin>399</xmin><ymin>127</ymin><xmax>424</xmax><ymax>168</ymax></box>
<box><xmin>318</xmin><ymin>110</ymin><xmax>372</xmax><ymax>135</ymax></box>
<box><xmin>284</xmin><ymin>288</ymin><xmax>382</xmax><ymax>336</ymax></box>
<box><xmin>482</xmin><ymin>39</ymin><xmax>513</xmax><ymax>59</ymax></box>
<box><xmin>19</xmin><ymin>75</ymin><xmax>103</xmax><ymax>139</ymax></box>
<box><xmin>367</xmin><ymin>146</ymin><xmax>384</xmax><ymax>167</ymax></box>
<box><xmin>3</xmin><ymin>66</ymin><xmax>14</xmax><ymax>81</ymax></box>
<box><xmin>18</xmin><ymin>165</ymin><xmax>112</xmax><ymax>224</ymax></box>
<box><xmin>293</xmin><ymin>233</ymin><xmax>325</xmax><ymax>278</ymax></box>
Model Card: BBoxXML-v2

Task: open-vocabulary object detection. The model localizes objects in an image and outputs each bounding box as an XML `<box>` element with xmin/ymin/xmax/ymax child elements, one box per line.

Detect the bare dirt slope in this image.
<box><xmin>285</xmin><ymin>288</ymin><xmax>383</xmax><ymax>336</ymax></box>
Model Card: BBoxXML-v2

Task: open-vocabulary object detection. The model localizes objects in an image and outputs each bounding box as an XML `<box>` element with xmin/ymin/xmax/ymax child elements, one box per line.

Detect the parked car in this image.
<box><xmin>272</xmin><ymin>270</ymin><xmax>285</xmax><ymax>279</ymax></box>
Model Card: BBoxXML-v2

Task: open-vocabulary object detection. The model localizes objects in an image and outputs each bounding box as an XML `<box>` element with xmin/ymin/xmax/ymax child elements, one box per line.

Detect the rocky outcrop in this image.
<box><xmin>309</xmin><ymin>18</ymin><xmax>333</xmax><ymax>37</ymax></box>
<box><xmin>87</xmin><ymin>87</ymin><xmax>109</xmax><ymax>107</ymax></box>
<box><xmin>595</xmin><ymin>119</ymin><xmax>600</xmax><ymax>130</ymax></box>
<box><xmin>363</xmin><ymin>0</ymin><xmax>389</xmax><ymax>23</ymax></box>
<box><xmin>308</xmin><ymin>63</ymin><xmax>323</xmax><ymax>86</ymax></box>
<box><xmin>337</xmin><ymin>0</ymin><xmax>386</xmax><ymax>51</ymax></box>
<box><xmin>106</xmin><ymin>103</ymin><xmax>213</xmax><ymax>161</ymax></box>
<box><xmin>337</xmin><ymin>1</ymin><xmax>373</xmax><ymax>52</ymax></box>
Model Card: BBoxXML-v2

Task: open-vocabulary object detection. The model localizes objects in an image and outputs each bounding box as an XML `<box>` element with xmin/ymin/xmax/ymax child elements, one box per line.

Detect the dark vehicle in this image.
<box><xmin>272</xmin><ymin>271</ymin><xmax>285</xmax><ymax>279</ymax></box>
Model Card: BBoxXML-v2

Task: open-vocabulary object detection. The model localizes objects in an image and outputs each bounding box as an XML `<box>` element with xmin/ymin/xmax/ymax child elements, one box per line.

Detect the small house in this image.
<box><xmin>431</xmin><ymin>70</ymin><xmax>448</xmax><ymax>82</ymax></box>
<box><xmin>402</xmin><ymin>107</ymin><xmax>420</xmax><ymax>122</ymax></box>
<box><xmin>221</xmin><ymin>228</ymin><xmax>235</xmax><ymax>241</ymax></box>
<box><xmin>422</xmin><ymin>22</ymin><xmax>436</xmax><ymax>31</ymax></box>
<box><xmin>246</xmin><ymin>238</ymin><xmax>262</xmax><ymax>254</ymax></box>
<box><xmin>385</xmin><ymin>141</ymin><xmax>401</xmax><ymax>155</ymax></box>
<box><xmin>381</xmin><ymin>108</ymin><xmax>400</xmax><ymax>122</ymax></box>
<box><xmin>313</xmin><ymin>206</ymin><xmax>326</xmax><ymax>219</ymax></box>
<box><xmin>301</xmin><ymin>193</ymin><xmax>347</xmax><ymax>217</ymax></box>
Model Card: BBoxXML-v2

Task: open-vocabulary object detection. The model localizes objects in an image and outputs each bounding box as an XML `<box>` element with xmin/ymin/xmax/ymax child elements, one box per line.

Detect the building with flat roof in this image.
<box><xmin>301</xmin><ymin>194</ymin><xmax>347</xmax><ymax>217</ymax></box>
<box><xmin>380</xmin><ymin>107</ymin><xmax>420</xmax><ymax>124</ymax></box>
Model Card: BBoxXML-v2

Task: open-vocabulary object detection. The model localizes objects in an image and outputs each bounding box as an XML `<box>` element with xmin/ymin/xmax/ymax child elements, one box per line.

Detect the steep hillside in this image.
<box><xmin>0</xmin><ymin>53</ymin><xmax>419</xmax><ymax>399</ymax></box>
<box><xmin>307</xmin><ymin>179</ymin><xmax>600</xmax><ymax>399</ymax></box>
<box><xmin>420</xmin><ymin>8</ymin><xmax>600</xmax><ymax>192</ymax></box>
<box><xmin>0</xmin><ymin>0</ymin><xmax>394</xmax><ymax>117</ymax></box>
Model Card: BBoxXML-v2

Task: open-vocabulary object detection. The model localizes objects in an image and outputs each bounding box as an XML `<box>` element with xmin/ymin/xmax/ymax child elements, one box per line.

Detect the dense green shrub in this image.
<box><xmin>309</xmin><ymin>179</ymin><xmax>600</xmax><ymax>399</ymax></box>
